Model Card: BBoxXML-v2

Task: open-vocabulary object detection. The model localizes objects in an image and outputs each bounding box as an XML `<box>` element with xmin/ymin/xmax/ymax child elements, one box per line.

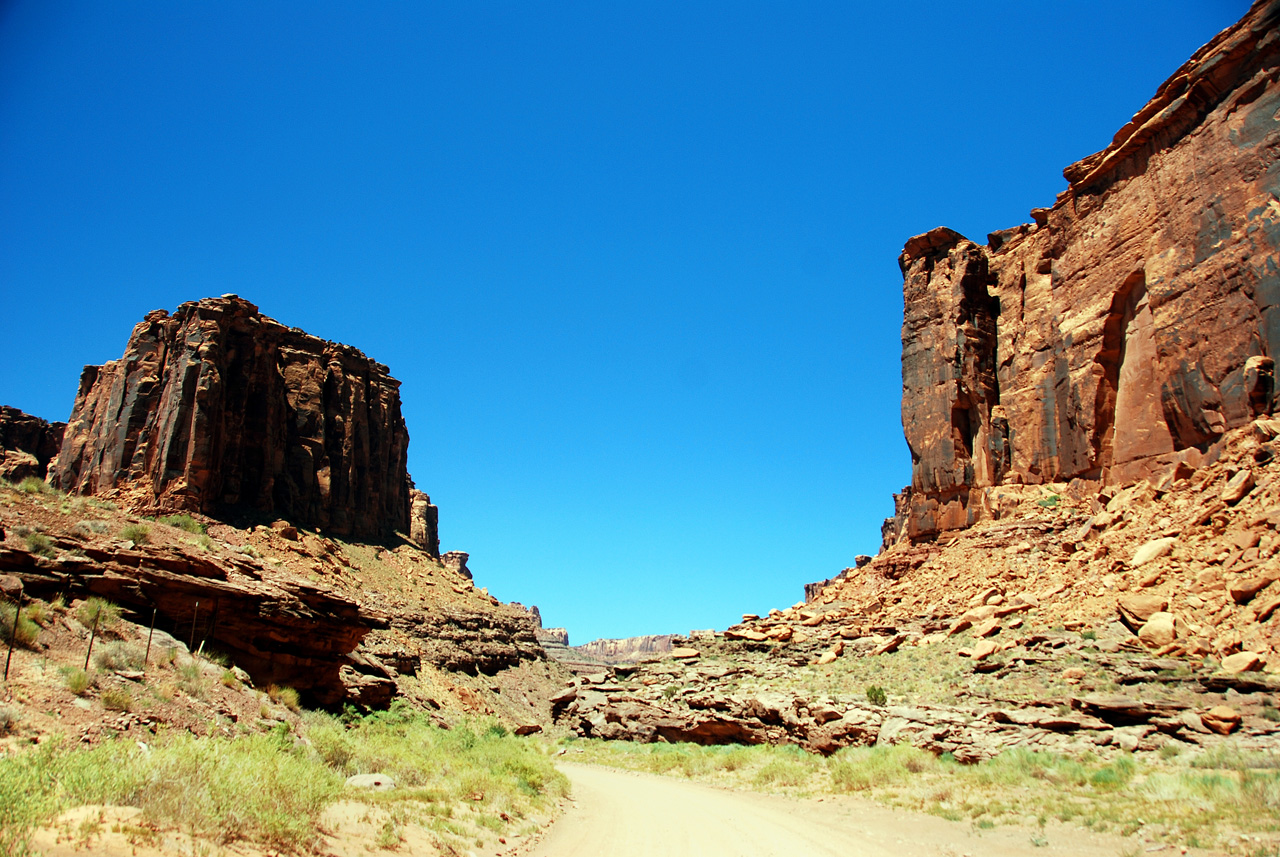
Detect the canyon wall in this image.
<box><xmin>890</xmin><ymin>0</ymin><xmax>1280</xmax><ymax>542</ymax></box>
<box><xmin>52</xmin><ymin>295</ymin><xmax>435</xmax><ymax>547</ymax></box>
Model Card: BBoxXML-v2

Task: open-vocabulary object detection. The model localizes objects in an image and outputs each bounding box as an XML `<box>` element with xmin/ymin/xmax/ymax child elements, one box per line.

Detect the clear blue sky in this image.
<box><xmin>0</xmin><ymin>1</ymin><xmax>1249</xmax><ymax>643</ymax></box>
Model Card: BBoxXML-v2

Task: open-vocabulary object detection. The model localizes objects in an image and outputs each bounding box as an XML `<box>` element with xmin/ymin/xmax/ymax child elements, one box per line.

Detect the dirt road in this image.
<box><xmin>527</xmin><ymin>763</ymin><xmax>1191</xmax><ymax>857</ymax></box>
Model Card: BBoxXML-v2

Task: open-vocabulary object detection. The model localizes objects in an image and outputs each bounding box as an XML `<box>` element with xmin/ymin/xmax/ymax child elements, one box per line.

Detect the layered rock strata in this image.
<box><xmin>0</xmin><ymin>532</ymin><xmax>386</xmax><ymax>705</ymax></box>
<box><xmin>53</xmin><ymin>296</ymin><xmax>432</xmax><ymax>545</ymax></box>
<box><xmin>892</xmin><ymin>0</ymin><xmax>1280</xmax><ymax>541</ymax></box>
<box><xmin>0</xmin><ymin>406</ymin><xmax>65</xmax><ymax>482</ymax></box>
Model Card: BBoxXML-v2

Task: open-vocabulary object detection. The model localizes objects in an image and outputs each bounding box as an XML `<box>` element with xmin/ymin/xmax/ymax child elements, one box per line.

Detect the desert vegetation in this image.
<box><xmin>0</xmin><ymin>705</ymin><xmax>566</xmax><ymax>855</ymax></box>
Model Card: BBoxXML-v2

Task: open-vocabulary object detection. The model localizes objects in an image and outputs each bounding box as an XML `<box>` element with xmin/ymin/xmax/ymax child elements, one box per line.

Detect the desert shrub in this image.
<box><xmin>70</xmin><ymin>520</ymin><xmax>110</xmax><ymax>539</ymax></box>
<box><xmin>1036</xmin><ymin>494</ymin><xmax>1061</xmax><ymax>508</ymax></box>
<box><xmin>119</xmin><ymin>523</ymin><xmax>150</xmax><ymax>545</ymax></box>
<box><xmin>866</xmin><ymin>685</ymin><xmax>888</xmax><ymax>706</ymax></box>
<box><xmin>16</xmin><ymin>477</ymin><xmax>54</xmax><ymax>496</ymax></box>
<box><xmin>158</xmin><ymin>514</ymin><xmax>205</xmax><ymax>535</ymax></box>
<box><xmin>74</xmin><ymin>597</ymin><xmax>121</xmax><ymax>631</ymax></box>
<box><xmin>86</xmin><ymin>497</ymin><xmax>117</xmax><ymax>511</ymax></box>
<box><xmin>267</xmin><ymin>685</ymin><xmax>301</xmax><ymax>712</ymax></box>
<box><xmin>0</xmin><ymin>604</ymin><xmax>39</xmax><ymax>649</ymax></box>
<box><xmin>21</xmin><ymin>532</ymin><xmax>56</xmax><ymax>558</ymax></box>
<box><xmin>94</xmin><ymin>641</ymin><xmax>145</xmax><ymax>672</ymax></box>
<box><xmin>61</xmin><ymin>667</ymin><xmax>92</xmax><ymax>696</ymax></box>
<box><xmin>100</xmin><ymin>687</ymin><xmax>133</xmax><ymax>712</ymax></box>
<box><xmin>196</xmin><ymin>534</ymin><xmax>215</xmax><ymax>551</ymax></box>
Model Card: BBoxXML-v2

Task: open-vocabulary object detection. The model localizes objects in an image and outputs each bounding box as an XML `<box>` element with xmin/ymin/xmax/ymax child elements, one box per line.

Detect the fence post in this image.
<box><xmin>3</xmin><ymin>590</ymin><xmax>24</xmax><ymax>681</ymax></box>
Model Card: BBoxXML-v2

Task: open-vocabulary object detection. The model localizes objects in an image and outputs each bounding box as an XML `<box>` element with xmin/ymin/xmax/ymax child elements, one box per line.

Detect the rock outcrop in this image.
<box><xmin>52</xmin><ymin>296</ymin><xmax>432</xmax><ymax>545</ymax></box>
<box><xmin>891</xmin><ymin>0</ymin><xmax>1280</xmax><ymax>541</ymax></box>
<box><xmin>0</xmin><ymin>406</ymin><xmax>65</xmax><ymax>482</ymax></box>
<box><xmin>0</xmin><ymin>527</ymin><xmax>386</xmax><ymax>705</ymax></box>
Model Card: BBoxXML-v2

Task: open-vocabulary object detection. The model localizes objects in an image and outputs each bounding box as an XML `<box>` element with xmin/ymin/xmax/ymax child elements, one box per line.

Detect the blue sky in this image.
<box><xmin>0</xmin><ymin>1</ymin><xmax>1249</xmax><ymax>643</ymax></box>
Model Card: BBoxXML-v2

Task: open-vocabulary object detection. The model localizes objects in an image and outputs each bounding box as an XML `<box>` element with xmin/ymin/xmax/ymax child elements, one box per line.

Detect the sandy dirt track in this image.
<box><xmin>526</xmin><ymin>763</ymin><xmax>1206</xmax><ymax>857</ymax></box>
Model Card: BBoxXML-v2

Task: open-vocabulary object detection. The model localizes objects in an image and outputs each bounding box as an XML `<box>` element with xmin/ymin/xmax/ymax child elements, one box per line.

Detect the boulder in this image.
<box><xmin>1220</xmin><ymin>651</ymin><xmax>1264</xmax><ymax>674</ymax></box>
<box><xmin>1130</xmin><ymin>538</ymin><xmax>1176</xmax><ymax>568</ymax></box>
<box><xmin>1200</xmin><ymin>706</ymin><xmax>1242</xmax><ymax>736</ymax></box>
<box><xmin>1137</xmin><ymin>612</ymin><xmax>1177</xmax><ymax>648</ymax></box>
<box><xmin>1221</xmin><ymin>470</ymin><xmax>1256</xmax><ymax>505</ymax></box>
<box><xmin>1117</xmin><ymin>594</ymin><xmax>1168</xmax><ymax>631</ymax></box>
<box><xmin>345</xmin><ymin>774</ymin><xmax>396</xmax><ymax>791</ymax></box>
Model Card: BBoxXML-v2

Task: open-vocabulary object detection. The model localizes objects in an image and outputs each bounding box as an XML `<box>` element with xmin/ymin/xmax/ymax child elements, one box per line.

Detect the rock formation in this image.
<box><xmin>0</xmin><ymin>406</ymin><xmax>65</xmax><ymax>482</ymax></box>
<box><xmin>891</xmin><ymin>0</ymin><xmax>1280</xmax><ymax>541</ymax></box>
<box><xmin>52</xmin><ymin>295</ymin><xmax>434</xmax><ymax>546</ymax></box>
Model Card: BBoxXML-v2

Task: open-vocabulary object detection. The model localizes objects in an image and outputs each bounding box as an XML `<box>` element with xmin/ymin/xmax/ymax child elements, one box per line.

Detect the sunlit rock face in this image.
<box><xmin>53</xmin><ymin>295</ymin><xmax>420</xmax><ymax>543</ymax></box>
<box><xmin>890</xmin><ymin>0</ymin><xmax>1280</xmax><ymax>541</ymax></box>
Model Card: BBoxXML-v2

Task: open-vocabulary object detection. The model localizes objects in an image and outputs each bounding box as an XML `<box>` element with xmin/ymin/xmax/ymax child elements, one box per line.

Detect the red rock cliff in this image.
<box><xmin>53</xmin><ymin>296</ymin><xmax>430</xmax><ymax>544</ymax></box>
<box><xmin>892</xmin><ymin>0</ymin><xmax>1280</xmax><ymax>541</ymax></box>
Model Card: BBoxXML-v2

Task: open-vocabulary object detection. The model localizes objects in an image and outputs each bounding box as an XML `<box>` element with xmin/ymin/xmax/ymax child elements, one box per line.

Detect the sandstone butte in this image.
<box><xmin>888</xmin><ymin>0</ymin><xmax>1280</xmax><ymax>542</ymax></box>
<box><xmin>52</xmin><ymin>294</ymin><xmax>439</xmax><ymax>551</ymax></box>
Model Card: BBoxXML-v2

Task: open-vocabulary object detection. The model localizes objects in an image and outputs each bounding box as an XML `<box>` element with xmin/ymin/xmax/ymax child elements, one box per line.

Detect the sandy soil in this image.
<box><xmin>526</xmin><ymin>763</ymin><xmax>1215</xmax><ymax>857</ymax></box>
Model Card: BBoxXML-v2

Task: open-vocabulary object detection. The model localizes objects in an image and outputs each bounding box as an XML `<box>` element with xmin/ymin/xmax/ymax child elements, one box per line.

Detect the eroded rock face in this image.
<box><xmin>892</xmin><ymin>0</ymin><xmax>1280</xmax><ymax>540</ymax></box>
<box><xmin>53</xmin><ymin>296</ymin><xmax>415</xmax><ymax>542</ymax></box>
<box><xmin>0</xmin><ymin>406</ymin><xmax>65</xmax><ymax>482</ymax></box>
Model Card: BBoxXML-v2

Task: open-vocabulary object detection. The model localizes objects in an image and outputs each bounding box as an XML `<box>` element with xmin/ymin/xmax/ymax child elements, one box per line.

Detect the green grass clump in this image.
<box><xmin>61</xmin><ymin>667</ymin><xmax>92</xmax><ymax>696</ymax></box>
<box><xmin>158</xmin><ymin>514</ymin><xmax>206</xmax><ymax>535</ymax></box>
<box><xmin>0</xmin><ymin>604</ymin><xmax>39</xmax><ymax>649</ymax></box>
<box><xmin>866</xmin><ymin>685</ymin><xmax>888</xmax><ymax>706</ymax></box>
<box><xmin>21</xmin><ymin>532</ymin><xmax>56</xmax><ymax>558</ymax></box>
<box><xmin>100</xmin><ymin>687</ymin><xmax>133</xmax><ymax>712</ymax></box>
<box><xmin>118</xmin><ymin>523</ymin><xmax>150</xmax><ymax>545</ymax></box>
<box><xmin>74</xmin><ymin>597</ymin><xmax>121</xmax><ymax>631</ymax></box>
<box><xmin>16</xmin><ymin>477</ymin><xmax>54</xmax><ymax>496</ymax></box>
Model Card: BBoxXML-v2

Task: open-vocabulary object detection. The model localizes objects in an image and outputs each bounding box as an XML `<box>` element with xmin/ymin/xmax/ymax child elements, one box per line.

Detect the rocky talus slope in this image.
<box><xmin>555</xmin><ymin>420</ymin><xmax>1280</xmax><ymax>758</ymax></box>
<box><xmin>892</xmin><ymin>0</ymin><xmax>1280</xmax><ymax>541</ymax></box>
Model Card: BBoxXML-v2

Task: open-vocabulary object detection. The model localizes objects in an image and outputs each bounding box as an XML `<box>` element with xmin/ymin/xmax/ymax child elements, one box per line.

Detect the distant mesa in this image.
<box><xmin>44</xmin><ymin>295</ymin><xmax>438</xmax><ymax>551</ymax></box>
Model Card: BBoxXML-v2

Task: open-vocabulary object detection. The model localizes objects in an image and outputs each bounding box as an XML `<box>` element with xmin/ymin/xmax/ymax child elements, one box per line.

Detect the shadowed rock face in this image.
<box><xmin>0</xmin><ymin>406</ymin><xmax>65</xmax><ymax>482</ymax></box>
<box><xmin>892</xmin><ymin>0</ymin><xmax>1280</xmax><ymax>541</ymax></box>
<box><xmin>52</xmin><ymin>296</ymin><xmax>421</xmax><ymax>543</ymax></box>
